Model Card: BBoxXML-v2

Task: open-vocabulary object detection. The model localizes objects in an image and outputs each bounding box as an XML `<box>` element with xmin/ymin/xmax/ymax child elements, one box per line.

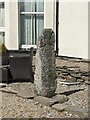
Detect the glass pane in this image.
<box><xmin>20</xmin><ymin>0</ymin><xmax>44</xmax><ymax>12</ymax></box>
<box><xmin>20</xmin><ymin>14</ymin><xmax>32</xmax><ymax>45</ymax></box>
<box><xmin>0</xmin><ymin>2</ymin><xmax>5</xmax><ymax>27</ymax></box>
<box><xmin>0</xmin><ymin>32</ymin><xmax>5</xmax><ymax>44</ymax></box>
<box><xmin>20</xmin><ymin>14</ymin><xmax>44</xmax><ymax>45</ymax></box>
<box><xmin>20</xmin><ymin>1</ymin><xmax>34</xmax><ymax>12</ymax></box>
<box><xmin>36</xmin><ymin>15</ymin><xmax>44</xmax><ymax>43</ymax></box>
<box><xmin>36</xmin><ymin>0</ymin><xmax>44</xmax><ymax>12</ymax></box>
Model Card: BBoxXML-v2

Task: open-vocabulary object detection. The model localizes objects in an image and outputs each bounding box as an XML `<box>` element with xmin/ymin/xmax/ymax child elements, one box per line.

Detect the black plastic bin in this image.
<box><xmin>0</xmin><ymin>67</ymin><xmax>8</xmax><ymax>83</ymax></box>
<box><xmin>9</xmin><ymin>48</ymin><xmax>34</xmax><ymax>83</ymax></box>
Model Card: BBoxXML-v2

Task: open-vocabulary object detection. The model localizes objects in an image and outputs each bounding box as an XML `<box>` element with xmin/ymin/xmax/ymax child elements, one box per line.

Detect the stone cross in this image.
<box><xmin>34</xmin><ymin>29</ymin><xmax>57</xmax><ymax>97</ymax></box>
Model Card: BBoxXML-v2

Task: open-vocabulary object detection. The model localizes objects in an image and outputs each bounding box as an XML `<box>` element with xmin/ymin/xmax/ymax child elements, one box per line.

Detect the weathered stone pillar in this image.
<box><xmin>34</xmin><ymin>29</ymin><xmax>57</xmax><ymax>97</ymax></box>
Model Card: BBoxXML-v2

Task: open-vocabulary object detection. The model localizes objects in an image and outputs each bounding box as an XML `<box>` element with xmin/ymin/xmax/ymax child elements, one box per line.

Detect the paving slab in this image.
<box><xmin>85</xmin><ymin>80</ymin><xmax>90</xmax><ymax>85</ymax></box>
<box><xmin>52</xmin><ymin>103</ymin><xmax>65</xmax><ymax>112</ymax></box>
<box><xmin>0</xmin><ymin>87</ymin><xmax>17</xmax><ymax>94</ymax></box>
<box><xmin>65</xmin><ymin>105</ymin><xmax>88</xmax><ymax>117</ymax></box>
<box><xmin>17</xmin><ymin>90</ymin><xmax>36</xmax><ymax>99</ymax></box>
<box><xmin>52</xmin><ymin>94</ymin><xmax>69</xmax><ymax>104</ymax></box>
<box><xmin>53</xmin><ymin>82</ymin><xmax>87</xmax><ymax>116</ymax></box>
<box><xmin>34</xmin><ymin>96</ymin><xmax>58</xmax><ymax>107</ymax></box>
<box><xmin>9</xmin><ymin>83</ymin><xmax>36</xmax><ymax>99</ymax></box>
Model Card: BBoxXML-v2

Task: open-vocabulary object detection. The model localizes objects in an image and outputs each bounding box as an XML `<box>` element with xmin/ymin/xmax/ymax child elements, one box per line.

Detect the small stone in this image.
<box><xmin>69</xmin><ymin>77</ymin><xmax>77</xmax><ymax>82</ymax></box>
<box><xmin>76</xmin><ymin>79</ymin><xmax>85</xmax><ymax>82</ymax></box>
<box><xmin>85</xmin><ymin>80</ymin><xmax>90</xmax><ymax>85</ymax></box>
<box><xmin>62</xmin><ymin>66</ymin><xmax>67</xmax><ymax>69</ymax></box>
<box><xmin>52</xmin><ymin>103</ymin><xmax>65</xmax><ymax>112</ymax></box>
<box><xmin>52</xmin><ymin>94</ymin><xmax>69</xmax><ymax>104</ymax></box>
<box><xmin>67</xmin><ymin>69</ymin><xmax>75</xmax><ymax>74</ymax></box>
<box><xmin>34</xmin><ymin>96</ymin><xmax>58</xmax><ymax>107</ymax></box>
<box><xmin>61</xmin><ymin>69</ymin><xmax>68</xmax><ymax>73</ymax></box>
<box><xmin>68</xmin><ymin>68</ymin><xmax>80</xmax><ymax>73</ymax></box>
<box><xmin>65</xmin><ymin>105</ymin><xmax>88</xmax><ymax>117</ymax></box>
<box><xmin>81</xmin><ymin>71</ymin><xmax>90</xmax><ymax>76</ymax></box>
<box><xmin>81</xmin><ymin>76</ymin><xmax>88</xmax><ymax>81</ymax></box>
<box><xmin>62</xmin><ymin>73</ymin><xmax>69</xmax><ymax>76</ymax></box>
<box><xmin>0</xmin><ymin>83</ymin><xmax>6</xmax><ymax>88</ymax></box>
<box><xmin>34</xmin><ymin>102</ymin><xmax>39</xmax><ymax>105</ymax></box>
<box><xmin>70</xmin><ymin>73</ymin><xmax>81</xmax><ymax>79</ymax></box>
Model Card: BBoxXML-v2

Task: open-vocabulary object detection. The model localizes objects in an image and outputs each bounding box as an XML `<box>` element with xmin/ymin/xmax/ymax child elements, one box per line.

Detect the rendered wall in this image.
<box><xmin>59</xmin><ymin>1</ymin><xmax>88</xmax><ymax>59</ymax></box>
<box><xmin>5</xmin><ymin>0</ymin><xmax>19</xmax><ymax>50</ymax></box>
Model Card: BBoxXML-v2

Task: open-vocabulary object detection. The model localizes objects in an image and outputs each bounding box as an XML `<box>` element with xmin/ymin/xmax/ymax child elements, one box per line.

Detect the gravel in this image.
<box><xmin>0</xmin><ymin>56</ymin><xmax>89</xmax><ymax>118</ymax></box>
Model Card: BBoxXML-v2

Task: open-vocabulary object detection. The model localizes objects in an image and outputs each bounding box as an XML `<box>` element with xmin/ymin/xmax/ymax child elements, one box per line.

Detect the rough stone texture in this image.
<box><xmin>0</xmin><ymin>87</ymin><xmax>17</xmax><ymax>94</ymax></box>
<box><xmin>52</xmin><ymin>94</ymin><xmax>69</xmax><ymax>104</ymax></box>
<box><xmin>0</xmin><ymin>83</ymin><xmax>6</xmax><ymax>88</ymax></box>
<box><xmin>56</xmin><ymin>60</ymin><xmax>90</xmax><ymax>85</ymax></box>
<box><xmin>34</xmin><ymin>96</ymin><xmax>58</xmax><ymax>107</ymax></box>
<box><xmin>34</xmin><ymin>29</ymin><xmax>57</xmax><ymax>97</ymax></box>
<box><xmin>17</xmin><ymin>89</ymin><xmax>36</xmax><ymax>99</ymax></box>
<box><xmin>65</xmin><ymin>105</ymin><xmax>88</xmax><ymax>117</ymax></box>
<box><xmin>85</xmin><ymin>80</ymin><xmax>90</xmax><ymax>85</ymax></box>
<box><xmin>12</xmin><ymin>82</ymin><xmax>36</xmax><ymax>99</ymax></box>
<box><xmin>52</xmin><ymin>103</ymin><xmax>65</xmax><ymax>112</ymax></box>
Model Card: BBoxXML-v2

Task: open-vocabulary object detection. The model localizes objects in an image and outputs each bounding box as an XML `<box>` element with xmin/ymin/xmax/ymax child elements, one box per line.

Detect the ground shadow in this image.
<box><xmin>59</xmin><ymin>88</ymin><xmax>85</xmax><ymax>96</ymax></box>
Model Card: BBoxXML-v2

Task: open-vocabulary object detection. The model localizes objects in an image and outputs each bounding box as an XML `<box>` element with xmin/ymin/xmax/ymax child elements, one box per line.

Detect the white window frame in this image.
<box><xmin>0</xmin><ymin>0</ymin><xmax>5</xmax><ymax>43</ymax></box>
<box><xmin>20</xmin><ymin>1</ymin><xmax>44</xmax><ymax>50</ymax></box>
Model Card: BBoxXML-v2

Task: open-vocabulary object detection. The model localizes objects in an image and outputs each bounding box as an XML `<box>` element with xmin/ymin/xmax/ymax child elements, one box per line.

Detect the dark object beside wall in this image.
<box><xmin>0</xmin><ymin>67</ymin><xmax>9</xmax><ymax>83</ymax></box>
<box><xmin>0</xmin><ymin>52</ymin><xmax>9</xmax><ymax>65</ymax></box>
<box><xmin>9</xmin><ymin>48</ymin><xmax>34</xmax><ymax>83</ymax></box>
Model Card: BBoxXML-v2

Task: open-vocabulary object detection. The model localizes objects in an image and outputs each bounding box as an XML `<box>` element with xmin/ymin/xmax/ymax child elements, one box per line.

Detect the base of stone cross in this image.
<box><xmin>34</xmin><ymin>94</ymin><xmax>69</xmax><ymax>107</ymax></box>
<box><xmin>34</xmin><ymin>83</ymin><xmax>57</xmax><ymax>98</ymax></box>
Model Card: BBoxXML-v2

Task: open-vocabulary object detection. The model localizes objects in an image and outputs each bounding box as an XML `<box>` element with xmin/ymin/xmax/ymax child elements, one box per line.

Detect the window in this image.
<box><xmin>19</xmin><ymin>0</ymin><xmax>44</xmax><ymax>48</ymax></box>
<box><xmin>0</xmin><ymin>2</ymin><xmax>5</xmax><ymax>44</ymax></box>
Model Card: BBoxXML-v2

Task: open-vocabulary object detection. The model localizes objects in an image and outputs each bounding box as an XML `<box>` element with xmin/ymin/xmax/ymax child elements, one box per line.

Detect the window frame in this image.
<box><xmin>19</xmin><ymin>1</ymin><xmax>44</xmax><ymax>49</ymax></box>
<box><xmin>0</xmin><ymin>0</ymin><xmax>5</xmax><ymax>44</ymax></box>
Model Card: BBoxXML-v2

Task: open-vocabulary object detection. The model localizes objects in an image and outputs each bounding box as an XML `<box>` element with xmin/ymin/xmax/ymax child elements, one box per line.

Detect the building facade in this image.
<box><xmin>0</xmin><ymin>0</ymin><xmax>89</xmax><ymax>59</ymax></box>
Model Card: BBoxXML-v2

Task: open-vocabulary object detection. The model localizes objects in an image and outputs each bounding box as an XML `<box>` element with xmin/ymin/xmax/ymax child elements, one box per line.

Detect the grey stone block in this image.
<box><xmin>34</xmin><ymin>96</ymin><xmax>58</xmax><ymax>107</ymax></box>
<box><xmin>52</xmin><ymin>103</ymin><xmax>65</xmax><ymax>112</ymax></box>
<box><xmin>65</xmin><ymin>106</ymin><xmax>88</xmax><ymax>117</ymax></box>
<box><xmin>52</xmin><ymin>94</ymin><xmax>69</xmax><ymax>104</ymax></box>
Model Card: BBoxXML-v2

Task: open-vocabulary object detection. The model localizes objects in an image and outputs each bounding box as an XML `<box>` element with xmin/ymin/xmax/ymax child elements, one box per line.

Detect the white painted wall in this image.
<box><xmin>5</xmin><ymin>0</ymin><xmax>19</xmax><ymax>50</ymax></box>
<box><xmin>44</xmin><ymin>0</ymin><xmax>54</xmax><ymax>30</ymax></box>
<box><xmin>59</xmin><ymin>1</ymin><xmax>88</xmax><ymax>59</ymax></box>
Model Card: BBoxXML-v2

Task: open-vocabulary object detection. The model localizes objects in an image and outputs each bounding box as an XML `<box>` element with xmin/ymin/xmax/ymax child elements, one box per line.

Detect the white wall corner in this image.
<box><xmin>44</xmin><ymin>0</ymin><xmax>54</xmax><ymax>30</ymax></box>
<box><xmin>5</xmin><ymin>0</ymin><xmax>19</xmax><ymax>50</ymax></box>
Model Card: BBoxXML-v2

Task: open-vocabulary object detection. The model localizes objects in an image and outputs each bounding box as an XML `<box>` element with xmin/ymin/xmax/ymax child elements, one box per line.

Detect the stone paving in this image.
<box><xmin>56</xmin><ymin>57</ymin><xmax>90</xmax><ymax>85</ymax></box>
